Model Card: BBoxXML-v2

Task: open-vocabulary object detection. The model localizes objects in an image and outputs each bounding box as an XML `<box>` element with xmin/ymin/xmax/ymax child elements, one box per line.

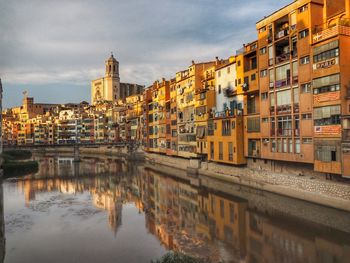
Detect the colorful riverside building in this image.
<box><xmin>256</xmin><ymin>0</ymin><xmax>350</xmax><ymax>177</ymax></box>
<box><xmin>176</xmin><ymin>61</ymin><xmax>215</xmax><ymax>158</ymax></box>
<box><xmin>195</xmin><ymin>64</ymin><xmax>216</xmax><ymax>157</ymax></box>
<box><xmin>168</xmin><ymin>78</ymin><xmax>178</xmax><ymax>156</ymax></box>
<box><xmin>207</xmin><ymin>56</ymin><xmax>246</xmax><ymax>165</ymax></box>
<box><xmin>311</xmin><ymin>0</ymin><xmax>350</xmax><ymax>177</ymax></box>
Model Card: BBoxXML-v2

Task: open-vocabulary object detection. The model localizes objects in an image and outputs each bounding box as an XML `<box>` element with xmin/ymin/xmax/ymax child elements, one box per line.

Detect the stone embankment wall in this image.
<box><xmin>145</xmin><ymin>153</ymin><xmax>350</xmax><ymax>212</ymax></box>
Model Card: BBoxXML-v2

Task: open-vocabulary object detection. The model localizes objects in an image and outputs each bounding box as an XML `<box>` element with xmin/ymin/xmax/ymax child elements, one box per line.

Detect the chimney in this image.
<box><xmin>191</xmin><ymin>60</ymin><xmax>195</xmax><ymax>65</ymax></box>
<box><xmin>215</xmin><ymin>56</ymin><xmax>219</xmax><ymax>65</ymax></box>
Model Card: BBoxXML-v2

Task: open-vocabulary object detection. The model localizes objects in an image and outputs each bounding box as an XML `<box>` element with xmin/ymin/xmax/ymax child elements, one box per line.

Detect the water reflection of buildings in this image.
<box><xmin>15</xmin><ymin>157</ymin><xmax>350</xmax><ymax>262</ymax></box>
<box><xmin>17</xmin><ymin>156</ymin><xmax>142</xmax><ymax>234</ymax></box>
<box><xmin>140</xmin><ymin>169</ymin><xmax>350</xmax><ymax>263</ymax></box>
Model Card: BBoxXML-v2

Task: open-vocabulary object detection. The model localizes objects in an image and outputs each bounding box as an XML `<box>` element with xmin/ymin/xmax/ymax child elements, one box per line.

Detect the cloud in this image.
<box><xmin>0</xmin><ymin>0</ymin><xmax>292</xmax><ymax>107</ymax></box>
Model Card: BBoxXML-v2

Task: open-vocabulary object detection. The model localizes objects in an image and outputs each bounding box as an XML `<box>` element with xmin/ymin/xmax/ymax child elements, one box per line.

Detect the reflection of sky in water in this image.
<box><xmin>4</xmin><ymin>183</ymin><xmax>166</xmax><ymax>263</ymax></box>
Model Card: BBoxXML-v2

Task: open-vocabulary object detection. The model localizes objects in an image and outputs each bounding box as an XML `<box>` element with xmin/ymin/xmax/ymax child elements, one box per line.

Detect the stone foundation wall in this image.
<box><xmin>144</xmin><ymin>152</ymin><xmax>350</xmax><ymax>209</ymax></box>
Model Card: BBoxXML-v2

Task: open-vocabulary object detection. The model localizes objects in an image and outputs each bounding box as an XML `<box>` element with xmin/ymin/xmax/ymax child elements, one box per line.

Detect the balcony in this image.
<box><xmin>276</xmin><ymin>104</ymin><xmax>292</xmax><ymax>114</ymax></box>
<box><xmin>215</xmin><ymin>110</ymin><xmax>235</xmax><ymax>118</ymax></box>
<box><xmin>275</xmin><ymin>52</ymin><xmax>290</xmax><ymax>64</ymax></box>
<box><xmin>275</xmin><ymin>78</ymin><xmax>291</xmax><ymax>89</ymax></box>
<box><xmin>277</xmin><ymin>129</ymin><xmax>292</xmax><ymax>137</ymax></box>
<box><xmin>205</xmin><ymin>71</ymin><xmax>215</xmax><ymax>80</ymax></box>
<box><xmin>223</xmin><ymin>87</ymin><xmax>236</xmax><ymax>97</ymax></box>
<box><xmin>275</xmin><ymin>29</ymin><xmax>289</xmax><ymax>40</ymax></box>
<box><xmin>313</xmin><ymin>20</ymin><xmax>350</xmax><ymax>43</ymax></box>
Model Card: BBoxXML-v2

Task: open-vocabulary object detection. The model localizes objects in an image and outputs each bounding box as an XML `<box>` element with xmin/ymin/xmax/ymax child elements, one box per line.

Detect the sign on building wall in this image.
<box><xmin>314</xmin><ymin>125</ymin><xmax>341</xmax><ymax>135</ymax></box>
<box><xmin>313</xmin><ymin>91</ymin><xmax>340</xmax><ymax>104</ymax></box>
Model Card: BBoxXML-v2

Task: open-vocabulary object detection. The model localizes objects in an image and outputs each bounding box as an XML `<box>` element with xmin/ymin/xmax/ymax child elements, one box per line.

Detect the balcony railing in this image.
<box><xmin>275</xmin><ymin>29</ymin><xmax>289</xmax><ymax>40</ymax></box>
<box><xmin>215</xmin><ymin>110</ymin><xmax>235</xmax><ymax>118</ymax></box>
<box><xmin>275</xmin><ymin>52</ymin><xmax>290</xmax><ymax>64</ymax></box>
<box><xmin>277</xmin><ymin>129</ymin><xmax>292</xmax><ymax>137</ymax></box>
<box><xmin>275</xmin><ymin>78</ymin><xmax>291</xmax><ymax>89</ymax></box>
<box><xmin>276</xmin><ymin>104</ymin><xmax>292</xmax><ymax>114</ymax></box>
<box><xmin>313</xmin><ymin>20</ymin><xmax>350</xmax><ymax>43</ymax></box>
<box><xmin>224</xmin><ymin>87</ymin><xmax>236</xmax><ymax>97</ymax></box>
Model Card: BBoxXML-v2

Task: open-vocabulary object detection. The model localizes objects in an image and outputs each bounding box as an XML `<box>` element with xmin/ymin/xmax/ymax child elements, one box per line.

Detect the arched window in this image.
<box><xmin>109</xmin><ymin>65</ymin><xmax>111</xmax><ymax>73</ymax></box>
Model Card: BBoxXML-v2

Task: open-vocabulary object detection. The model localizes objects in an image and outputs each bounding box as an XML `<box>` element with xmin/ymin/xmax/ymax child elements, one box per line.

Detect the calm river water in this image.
<box><xmin>1</xmin><ymin>154</ymin><xmax>350</xmax><ymax>263</ymax></box>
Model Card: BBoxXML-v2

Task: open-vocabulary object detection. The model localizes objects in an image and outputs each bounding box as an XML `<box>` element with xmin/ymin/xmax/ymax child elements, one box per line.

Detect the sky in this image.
<box><xmin>0</xmin><ymin>0</ymin><xmax>292</xmax><ymax>109</ymax></box>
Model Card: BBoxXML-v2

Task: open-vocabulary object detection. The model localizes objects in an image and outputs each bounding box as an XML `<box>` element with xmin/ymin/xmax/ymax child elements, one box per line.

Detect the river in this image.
<box><xmin>1</xmin><ymin>154</ymin><xmax>350</xmax><ymax>263</ymax></box>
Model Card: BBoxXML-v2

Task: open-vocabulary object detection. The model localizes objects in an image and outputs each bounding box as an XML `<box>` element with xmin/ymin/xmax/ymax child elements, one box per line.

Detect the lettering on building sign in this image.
<box><xmin>313</xmin><ymin>58</ymin><xmax>338</xmax><ymax>70</ymax></box>
<box><xmin>314</xmin><ymin>91</ymin><xmax>340</xmax><ymax>103</ymax></box>
<box><xmin>314</xmin><ymin>125</ymin><xmax>341</xmax><ymax>135</ymax></box>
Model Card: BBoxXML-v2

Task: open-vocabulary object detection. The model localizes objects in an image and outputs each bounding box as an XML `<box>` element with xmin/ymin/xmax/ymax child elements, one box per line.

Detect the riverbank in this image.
<box><xmin>1</xmin><ymin>150</ymin><xmax>39</xmax><ymax>177</ymax></box>
<box><xmin>145</xmin><ymin>153</ymin><xmax>350</xmax><ymax>212</ymax></box>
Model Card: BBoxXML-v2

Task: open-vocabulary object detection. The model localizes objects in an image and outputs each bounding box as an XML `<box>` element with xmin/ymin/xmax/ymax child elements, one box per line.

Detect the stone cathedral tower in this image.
<box><xmin>91</xmin><ymin>53</ymin><xmax>120</xmax><ymax>105</ymax></box>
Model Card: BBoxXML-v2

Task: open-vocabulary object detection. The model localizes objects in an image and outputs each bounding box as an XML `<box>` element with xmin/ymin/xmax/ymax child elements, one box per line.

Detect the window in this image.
<box><xmin>313</xmin><ymin>74</ymin><xmax>339</xmax><ymax>91</ymax></box>
<box><xmin>219</xmin><ymin>142</ymin><xmax>223</xmax><ymax>160</ymax></box>
<box><xmin>293</xmin><ymin>87</ymin><xmax>299</xmax><ymax>104</ymax></box>
<box><xmin>222</xmin><ymin>120</ymin><xmax>231</xmax><ymax>136</ymax></box>
<box><xmin>277</xmin><ymin>89</ymin><xmax>291</xmax><ymax>106</ymax></box>
<box><xmin>301</xmin><ymin>83</ymin><xmax>311</xmax><ymax>93</ymax></box>
<box><xmin>220</xmin><ymin>200</ymin><xmax>224</xmax><ymax>218</ymax></box>
<box><xmin>227</xmin><ymin>67</ymin><xmax>231</xmax><ymax>74</ymax></box>
<box><xmin>262</xmin><ymin>117</ymin><xmax>269</xmax><ymax>123</ymax></box>
<box><xmin>298</xmin><ymin>4</ymin><xmax>308</xmax><ymax>13</ymax></box>
<box><xmin>260</xmin><ymin>47</ymin><xmax>267</xmax><ymax>54</ymax></box>
<box><xmin>261</xmin><ymin>92</ymin><xmax>268</xmax><ymax>100</ymax></box>
<box><xmin>277</xmin><ymin>116</ymin><xmax>292</xmax><ymax>136</ymax></box>
<box><xmin>218</xmin><ymin>71</ymin><xmax>221</xmax><ymax>78</ymax></box>
<box><xmin>229</xmin><ymin>203</ymin><xmax>234</xmax><ymax>223</ymax></box>
<box><xmin>228</xmin><ymin>142</ymin><xmax>233</xmax><ymax>161</ymax></box>
<box><xmin>259</xmin><ymin>26</ymin><xmax>266</xmax><ymax>33</ymax></box>
<box><xmin>314</xmin><ymin>105</ymin><xmax>341</xmax><ymax>126</ymax></box>
<box><xmin>210</xmin><ymin>142</ymin><xmax>214</xmax><ymax>159</ymax></box>
<box><xmin>313</xmin><ymin>48</ymin><xmax>339</xmax><ymax>63</ymax></box>
<box><xmin>313</xmin><ymin>84</ymin><xmax>340</xmax><ymax>94</ymax></box>
<box><xmin>316</xmin><ymin>145</ymin><xmax>338</xmax><ymax>162</ymax></box>
<box><xmin>302</xmin><ymin>138</ymin><xmax>312</xmax><ymax>144</ymax></box>
<box><xmin>237</xmin><ymin>60</ymin><xmax>241</xmax><ymax>67</ymax></box>
<box><xmin>271</xmin><ymin>139</ymin><xmax>276</xmax><ymax>152</ymax></box>
<box><xmin>289</xmin><ymin>139</ymin><xmax>293</xmax><ymax>153</ymax></box>
<box><xmin>218</xmin><ymin>85</ymin><xmax>222</xmax><ymax>94</ymax></box>
<box><xmin>260</xmin><ymin>69</ymin><xmax>267</xmax><ymax>77</ymax></box>
<box><xmin>277</xmin><ymin>139</ymin><xmax>282</xmax><ymax>152</ymax></box>
<box><xmin>299</xmin><ymin>29</ymin><xmax>309</xmax><ymax>39</ymax></box>
<box><xmin>302</xmin><ymin>113</ymin><xmax>312</xmax><ymax>120</ymax></box>
<box><xmin>300</xmin><ymin>56</ymin><xmax>310</xmax><ymax>65</ymax></box>
<box><xmin>247</xmin><ymin>117</ymin><xmax>260</xmax><ymax>132</ymax></box>
<box><xmin>251</xmin><ymin>74</ymin><xmax>256</xmax><ymax>81</ymax></box>
<box><xmin>275</xmin><ymin>64</ymin><xmax>290</xmax><ymax>82</ymax></box>
<box><xmin>295</xmin><ymin>139</ymin><xmax>301</xmax><ymax>153</ymax></box>
<box><xmin>283</xmin><ymin>138</ymin><xmax>288</xmax><ymax>153</ymax></box>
